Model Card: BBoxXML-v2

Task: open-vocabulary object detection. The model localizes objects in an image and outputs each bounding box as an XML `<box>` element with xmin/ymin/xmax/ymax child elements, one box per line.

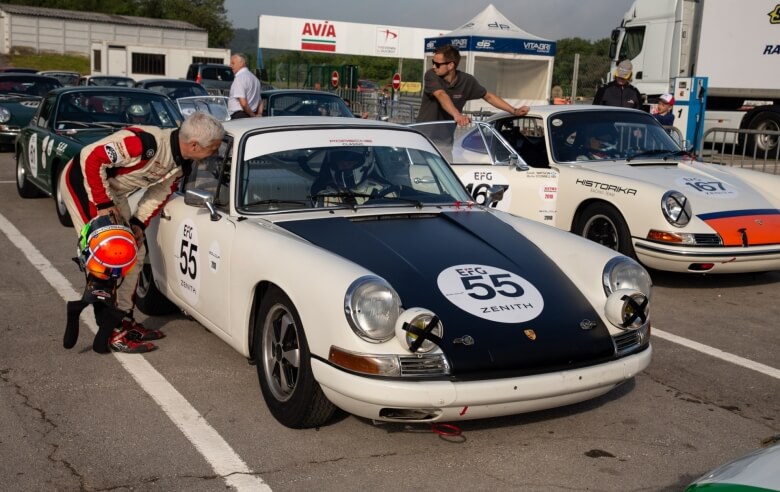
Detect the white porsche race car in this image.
<box><xmin>413</xmin><ymin>106</ymin><xmax>780</xmax><ymax>274</ymax></box>
<box><xmin>136</xmin><ymin>116</ymin><xmax>652</xmax><ymax>428</ymax></box>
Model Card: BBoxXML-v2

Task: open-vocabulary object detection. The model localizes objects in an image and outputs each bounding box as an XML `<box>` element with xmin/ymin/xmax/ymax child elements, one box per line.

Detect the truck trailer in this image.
<box><xmin>608</xmin><ymin>0</ymin><xmax>780</xmax><ymax>154</ymax></box>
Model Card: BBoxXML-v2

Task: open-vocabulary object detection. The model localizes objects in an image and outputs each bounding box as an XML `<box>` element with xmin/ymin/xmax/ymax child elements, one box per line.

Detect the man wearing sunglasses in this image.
<box><xmin>416</xmin><ymin>44</ymin><xmax>529</xmax><ymax>128</ymax></box>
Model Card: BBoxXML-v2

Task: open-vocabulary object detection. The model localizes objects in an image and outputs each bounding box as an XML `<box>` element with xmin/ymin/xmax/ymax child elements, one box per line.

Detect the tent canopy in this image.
<box><xmin>424</xmin><ymin>4</ymin><xmax>556</xmax><ymax>110</ymax></box>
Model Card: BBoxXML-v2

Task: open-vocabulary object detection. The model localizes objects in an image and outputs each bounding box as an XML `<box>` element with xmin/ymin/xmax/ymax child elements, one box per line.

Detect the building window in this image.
<box><xmin>93</xmin><ymin>50</ymin><xmax>101</xmax><ymax>72</ymax></box>
<box><xmin>192</xmin><ymin>56</ymin><xmax>226</xmax><ymax>65</ymax></box>
<box><xmin>132</xmin><ymin>53</ymin><xmax>166</xmax><ymax>75</ymax></box>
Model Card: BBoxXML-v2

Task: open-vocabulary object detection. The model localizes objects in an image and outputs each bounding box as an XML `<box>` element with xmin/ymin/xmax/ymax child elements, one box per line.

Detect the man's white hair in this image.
<box><xmin>180</xmin><ymin>112</ymin><xmax>225</xmax><ymax>146</ymax></box>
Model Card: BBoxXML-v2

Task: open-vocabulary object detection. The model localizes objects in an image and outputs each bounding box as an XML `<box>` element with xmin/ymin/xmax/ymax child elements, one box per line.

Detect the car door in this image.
<box><xmin>154</xmin><ymin>141</ymin><xmax>236</xmax><ymax>339</ymax></box>
<box><xmin>22</xmin><ymin>95</ymin><xmax>57</xmax><ymax>193</ymax></box>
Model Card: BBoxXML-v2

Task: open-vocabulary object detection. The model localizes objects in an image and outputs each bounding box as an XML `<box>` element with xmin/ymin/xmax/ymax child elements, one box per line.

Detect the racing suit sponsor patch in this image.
<box><xmin>104</xmin><ymin>143</ymin><xmax>120</xmax><ymax>163</ymax></box>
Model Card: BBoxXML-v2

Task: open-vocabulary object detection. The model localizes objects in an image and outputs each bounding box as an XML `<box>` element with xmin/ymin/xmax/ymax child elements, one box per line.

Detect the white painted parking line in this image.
<box><xmin>653</xmin><ymin>328</ymin><xmax>780</xmax><ymax>380</ymax></box>
<box><xmin>0</xmin><ymin>213</ymin><xmax>270</xmax><ymax>491</ymax></box>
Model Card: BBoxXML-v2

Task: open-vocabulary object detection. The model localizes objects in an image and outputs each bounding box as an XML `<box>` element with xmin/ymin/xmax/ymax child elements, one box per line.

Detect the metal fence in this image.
<box><xmin>697</xmin><ymin>127</ymin><xmax>780</xmax><ymax>175</ymax></box>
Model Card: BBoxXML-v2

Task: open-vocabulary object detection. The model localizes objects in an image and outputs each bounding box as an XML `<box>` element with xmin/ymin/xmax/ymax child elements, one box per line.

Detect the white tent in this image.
<box><xmin>423</xmin><ymin>4</ymin><xmax>556</xmax><ymax>112</ymax></box>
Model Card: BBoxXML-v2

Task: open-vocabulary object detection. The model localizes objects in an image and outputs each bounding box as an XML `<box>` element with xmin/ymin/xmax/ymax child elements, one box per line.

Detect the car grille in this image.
<box><xmin>694</xmin><ymin>234</ymin><xmax>722</xmax><ymax>246</ymax></box>
<box><xmin>612</xmin><ymin>325</ymin><xmax>649</xmax><ymax>356</ymax></box>
<box><xmin>399</xmin><ymin>354</ymin><xmax>450</xmax><ymax>377</ymax></box>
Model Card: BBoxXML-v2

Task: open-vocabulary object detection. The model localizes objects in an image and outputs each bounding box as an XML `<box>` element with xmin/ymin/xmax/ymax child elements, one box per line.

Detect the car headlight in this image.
<box><xmin>661</xmin><ymin>190</ymin><xmax>692</xmax><ymax>227</ymax></box>
<box><xmin>344</xmin><ymin>276</ymin><xmax>401</xmax><ymax>343</ymax></box>
<box><xmin>603</xmin><ymin>257</ymin><xmax>652</xmax><ymax>330</ymax></box>
<box><xmin>602</xmin><ymin>256</ymin><xmax>652</xmax><ymax>297</ymax></box>
<box><xmin>0</xmin><ymin>107</ymin><xmax>10</xmax><ymax>123</ymax></box>
<box><xmin>395</xmin><ymin>307</ymin><xmax>443</xmax><ymax>353</ymax></box>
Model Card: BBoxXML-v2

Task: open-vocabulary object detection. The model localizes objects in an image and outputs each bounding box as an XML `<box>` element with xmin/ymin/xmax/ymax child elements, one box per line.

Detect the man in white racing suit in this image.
<box><xmin>60</xmin><ymin>111</ymin><xmax>225</xmax><ymax>353</ymax></box>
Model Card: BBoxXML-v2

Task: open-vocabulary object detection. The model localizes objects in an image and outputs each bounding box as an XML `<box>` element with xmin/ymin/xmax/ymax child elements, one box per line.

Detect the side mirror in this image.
<box><xmin>185</xmin><ymin>188</ymin><xmax>222</xmax><ymax>221</ymax></box>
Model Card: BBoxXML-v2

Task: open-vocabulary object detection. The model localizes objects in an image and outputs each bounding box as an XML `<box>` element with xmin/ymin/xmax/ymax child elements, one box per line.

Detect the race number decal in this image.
<box><xmin>175</xmin><ymin>219</ymin><xmax>200</xmax><ymax>304</ymax></box>
<box><xmin>437</xmin><ymin>264</ymin><xmax>544</xmax><ymax>323</ymax></box>
<box><xmin>28</xmin><ymin>133</ymin><xmax>38</xmax><ymax>177</ymax></box>
<box><xmin>676</xmin><ymin>176</ymin><xmax>738</xmax><ymax>199</ymax></box>
<box><xmin>459</xmin><ymin>170</ymin><xmax>511</xmax><ymax>209</ymax></box>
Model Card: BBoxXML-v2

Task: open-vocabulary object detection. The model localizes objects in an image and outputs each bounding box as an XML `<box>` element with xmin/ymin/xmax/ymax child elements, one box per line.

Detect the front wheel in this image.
<box><xmin>53</xmin><ymin>165</ymin><xmax>73</xmax><ymax>227</ymax></box>
<box><xmin>576</xmin><ymin>202</ymin><xmax>636</xmax><ymax>259</ymax></box>
<box><xmin>135</xmin><ymin>262</ymin><xmax>179</xmax><ymax>316</ymax></box>
<box><xmin>254</xmin><ymin>286</ymin><xmax>336</xmax><ymax>429</ymax></box>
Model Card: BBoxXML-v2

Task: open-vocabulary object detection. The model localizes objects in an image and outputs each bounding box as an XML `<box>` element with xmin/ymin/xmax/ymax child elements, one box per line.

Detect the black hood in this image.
<box><xmin>278</xmin><ymin>211</ymin><xmax>615</xmax><ymax>375</ymax></box>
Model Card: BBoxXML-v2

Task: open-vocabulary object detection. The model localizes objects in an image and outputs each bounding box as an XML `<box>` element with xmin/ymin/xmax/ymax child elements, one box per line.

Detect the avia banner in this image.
<box><xmin>259</xmin><ymin>15</ymin><xmax>445</xmax><ymax>59</ymax></box>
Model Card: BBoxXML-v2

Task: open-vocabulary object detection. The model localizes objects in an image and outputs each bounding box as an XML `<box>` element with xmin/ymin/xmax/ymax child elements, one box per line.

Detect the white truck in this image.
<box><xmin>608</xmin><ymin>0</ymin><xmax>780</xmax><ymax>154</ymax></box>
<box><xmin>89</xmin><ymin>41</ymin><xmax>230</xmax><ymax>82</ymax></box>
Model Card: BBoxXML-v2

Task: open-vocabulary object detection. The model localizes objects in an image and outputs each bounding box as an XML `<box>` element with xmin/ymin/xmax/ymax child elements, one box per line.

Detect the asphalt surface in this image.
<box><xmin>1</xmin><ymin>149</ymin><xmax>778</xmax><ymax>491</ymax></box>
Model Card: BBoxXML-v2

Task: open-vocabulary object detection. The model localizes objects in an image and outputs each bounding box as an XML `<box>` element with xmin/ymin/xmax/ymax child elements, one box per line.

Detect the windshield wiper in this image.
<box><xmin>243</xmin><ymin>198</ymin><xmax>309</xmax><ymax>208</ymax></box>
<box><xmin>626</xmin><ymin>149</ymin><xmax>688</xmax><ymax>162</ymax></box>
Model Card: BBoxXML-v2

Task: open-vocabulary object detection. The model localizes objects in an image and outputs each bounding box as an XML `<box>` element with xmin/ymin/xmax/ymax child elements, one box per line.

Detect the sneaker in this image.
<box><xmin>121</xmin><ymin>318</ymin><xmax>165</xmax><ymax>341</ymax></box>
<box><xmin>110</xmin><ymin>329</ymin><xmax>157</xmax><ymax>353</ymax></box>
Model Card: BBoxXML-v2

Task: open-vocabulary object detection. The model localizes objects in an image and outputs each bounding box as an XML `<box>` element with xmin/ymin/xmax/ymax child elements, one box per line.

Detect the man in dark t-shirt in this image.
<box><xmin>416</xmin><ymin>45</ymin><xmax>529</xmax><ymax>136</ymax></box>
<box><xmin>593</xmin><ymin>59</ymin><xmax>643</xmax><ymax>109</ymax></box>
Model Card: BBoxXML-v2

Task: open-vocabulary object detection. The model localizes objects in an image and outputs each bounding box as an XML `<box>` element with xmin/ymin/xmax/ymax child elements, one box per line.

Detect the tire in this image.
<box><xmin>16</xmin><ymin>152</ymin><xmax>44</xmax><ymax>199</ymax></box>
<box><xmin>134</xmin><ymin>262</ymin><xmax>179</xmax><ymax>316</ymax></box>
<box><xmin>254</xmin><ymin>286</ymin><xmax>336</xmax><ymax>429</ymax></box>
<box><xmin>745</xmin><ymin>111</ymin><xmax>780</xmax><ymax>158</ymax></box>
<box><xmin>576</xmin><ymin>202</ymin><xmax>636</xmax><ymax>259</ymax></box>
<box><xmin>53</xmin><ymin>165</ymin><xmax>73</xmax><ymax>227</ymax></box>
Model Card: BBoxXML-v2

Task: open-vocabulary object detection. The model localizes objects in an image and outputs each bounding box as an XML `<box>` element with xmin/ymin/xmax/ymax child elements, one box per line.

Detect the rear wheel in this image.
<box><xmin>576</xmin><ymin>202</ymin><xmax>636</xmax><ymax>259</ymax></box>
<box><xmin>135</xmin><ymin>262</ymin><xmax>179</xmax><ymax>316</ymax></box>
<box><xmin>745</xmin><ymin>111</ymin><xmax>780</xmax><ymax>158</ymax></box>
<box><xmin>254</xmin><ymin>286</ymin><xmax>336</xmax><ymax>428</ymax></box>
<box><xmin>16</xmin><ymin>152</ymin><xmax>44</xmax><ymax>198</ymax></box>
<box><xmin>53</xmin><ymin>165</ymin><xmax>73</xmax><ymax>227</ymax></box>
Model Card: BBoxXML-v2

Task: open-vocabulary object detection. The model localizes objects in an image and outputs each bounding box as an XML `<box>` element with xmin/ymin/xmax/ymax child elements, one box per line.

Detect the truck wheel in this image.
<box><xmin>135</xmin><ymin>262</ymin><xmax>179</xmax><ymax>316</ymax></box>
<box><xmin>745</xmin><ymin>111</ymin><xmax>780</xmax><ymax>158</ymax></box>
<box><xmin>16</xmin><ymin>152</ymin><xmax>44</xmax><ymax>198</ymax></box>
<box><xmin>53</xmin><ymin>165</ymin><xmax>73</xmax><ymax>227</ymax></box>
<box><xmin>253</xmin><ymin>286</ymin><xmax>336</xmax><ymax>428</ymax></box>
<box><xmin>576</xmin><ymin>202</ymin><xmax>636</xmax><ymax>259</ymax></box>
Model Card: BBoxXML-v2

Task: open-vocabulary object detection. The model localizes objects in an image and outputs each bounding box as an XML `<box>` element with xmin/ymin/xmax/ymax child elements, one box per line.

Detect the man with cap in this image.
<box><xmin>652</xmin><ymin>93</ymin><xmax>675</xmax><ymax>126</ymax></box>
<box><xmin>593</xmin><ymin>59</ymin><xmax>643</xmax><ymax>109</ymax></box>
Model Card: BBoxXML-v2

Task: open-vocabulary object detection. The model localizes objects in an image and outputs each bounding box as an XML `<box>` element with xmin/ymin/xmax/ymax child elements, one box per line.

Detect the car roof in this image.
<box><xmin>222</xmin><ymin>116</ymin><xmax>406</xmax><ymax>136</ymax></box>
<box><xmin>261</xmin><ymin>89</ymin><xmax>342</xmax><ymax>97</ymax></box>
<box><xmin>50</xmin><ymin>86</ymin><xmax>167</xmax><ymax>96</ymax></box>
<box><xmin>38</xmin><ymin>70</ymin><xmax>80</xmax><ymax>75</ymax></box>
<box><xmin>521</xmin><ymin>104</ymin><xmax>648</xmax><ymax>118</ymax></box>
<box><xmin>0</xmin><ymin>73</ymin><xmax>61</xmax><ymax>82</ymax></box>
<box><xmin>138</xmin><ymin>78</ymin><xmax>200</xmax><ymax>85</ymax></box>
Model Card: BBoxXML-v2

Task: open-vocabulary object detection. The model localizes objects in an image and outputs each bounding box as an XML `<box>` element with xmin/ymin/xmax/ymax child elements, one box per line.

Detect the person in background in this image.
<box><xmin>593</xmin><ymin>59</ymin><xmax>643</xmax><ymax>109</ymax></box>
<box><xmin>228</xmin><ymin>53</ymin><xmax>262</xmax><ymax>119</ymax></box>
<box><xmin>60</xmin><ymin>112</ymin><xmax>225</xmax><ymax>353</ymax></box>
<box><xmin>653</xmin><ymin>93</ymin><xmax>675</xmax><ymax>126</ymax></box>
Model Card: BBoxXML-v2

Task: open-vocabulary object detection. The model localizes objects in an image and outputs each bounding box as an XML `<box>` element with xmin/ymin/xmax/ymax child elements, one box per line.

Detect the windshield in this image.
<box><xmin>143</xmin><ymin>82</ymin><xmax>208</xmax><ymax>99</ymax></box>
<box><xmin>548</xmin><ymin>110</ymin><xmax>681</xmax><ymax>162</ymax></box>
<box><xmin>177</xmin><ymin>96</ymin><xmax>229</xmax><ymax>121</ymax></box>
<box><xmin>263</xmin><ymin>93</ymin><xmax>354</xmax><ymax>117</ymax></box>
<box><xmin>88</xmin><ymin>77</ymin><xmax>135</xmax><ymax>87</ymax></box>
<box><xmin>230</xmin><ymin>127</ymin><xmax>471</xmax><ymax>213</ymax></box>
<box><xmin>54</xmin><ymin>91</ymin><xmax>183</xmax><ymax>130</ymax></box>
<box><xmin>0</xmin><ymin>76</ymin><xmax>62</xmax><ymax>97</ymax></box>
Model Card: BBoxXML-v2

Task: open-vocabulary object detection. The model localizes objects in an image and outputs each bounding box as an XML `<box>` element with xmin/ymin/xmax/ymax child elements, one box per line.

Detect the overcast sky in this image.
<box><xmin>223</xmin><ymin>0</ymin><xmax>635</xmax><ymax>41</ymax></box>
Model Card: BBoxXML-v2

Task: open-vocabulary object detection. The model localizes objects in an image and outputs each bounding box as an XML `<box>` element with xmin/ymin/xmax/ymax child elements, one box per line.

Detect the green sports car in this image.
<box><xmin>15</xmin><ymin>86</ymin><xmax>184</xmax><ymax>226</ymax></box>
<box><xmin>0</xmin><ymin>73</ymin><xmax>62</xmax><ymax>145</ymax></box>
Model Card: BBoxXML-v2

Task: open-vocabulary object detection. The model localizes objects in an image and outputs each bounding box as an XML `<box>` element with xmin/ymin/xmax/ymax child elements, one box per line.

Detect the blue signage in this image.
<box><xmin>424</xmin><ymin>36</ymin><xmax>556</xmax><ymax>56</ymax></box>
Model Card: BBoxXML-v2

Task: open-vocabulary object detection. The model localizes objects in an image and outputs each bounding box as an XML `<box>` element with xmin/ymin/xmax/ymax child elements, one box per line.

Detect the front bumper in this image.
<box><xmin>634</xmin><ymin>240</ymin><xmax>780</xmax><ymax>273</ymax></box>
<box><xmin>0</xmin><ymin>125</ymin><xmax>20</xmax><ymax>144</ymax></box>
<box><xmin>312</xmin><ymin>344</ymin><xmax>652</xmax><ymax>423</ymax></box>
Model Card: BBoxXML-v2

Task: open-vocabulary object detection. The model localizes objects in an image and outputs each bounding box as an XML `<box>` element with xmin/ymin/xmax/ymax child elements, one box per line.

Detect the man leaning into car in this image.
<box><xmin>59</xmin><ymin>112</ymin><xmax>225</xmax><ymax>353</ymax></box>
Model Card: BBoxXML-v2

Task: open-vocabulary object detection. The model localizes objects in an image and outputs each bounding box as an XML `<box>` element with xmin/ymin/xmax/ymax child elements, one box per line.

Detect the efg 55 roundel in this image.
<box><xmin>437</xmin><ymin>264</ymin><xmax>544</xmax><ymax>323</ymax></box>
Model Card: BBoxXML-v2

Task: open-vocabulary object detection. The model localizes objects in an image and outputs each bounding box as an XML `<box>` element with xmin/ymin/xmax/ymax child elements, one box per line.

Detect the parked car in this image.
<box><xmin>260</xmin><ymin>89</ymin><xmax>355</xmax><ymax>117</ymax></box>
<box><xmin>357</xmin><ymin>79</ymin><xmax>379</xmax><ymax>93</ymax></box>
<box><xmin>185</xmin><ymin>63</ymin><xmax>233</xmax><ymax>95</ymax></box>
<box><xmin>134</xmin><ymin>116</ymin><xmax>653</xmax><ymax>429</ymax></box>
<box><xmin>0</xmin><ymin>73</ymin><xmax>62</xmax><ymax>145</ymax></box>
<box><xmin>134</xmin><ymin>78</ymin><xmax>209</xmax><ymax>100</ymax></box>
<box><xmin>78</xmin><ymin>75</ymin><xmax>135</xmax><ymax>87</ymax></box>
<box><xmin>37</xmin><ymin>70</ymin><xmax>80</xmax><ymax>87</ymax></box>
<box><xmin>686</xmin><ymin>442</ymin><xmax>780</xmax><ymax>491</ymax></box>
<box><xmin>15</xmin><ymin>86</ymin><xmax>184</xmax><ymax>225</ymax></box>
<box><xmin>412</xmin><ymin>106</ymin><xmax>780</xmax><ymax>274</ymax></box>
<box><xmin>0</xmin><ymin>67</ymin><xmax>40</xmax><ymax>74</ymax></box>
<box><xmin>176</xmin><ymin>95</ymin><xmax>230</xmax><ymax>122</ymax></box>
